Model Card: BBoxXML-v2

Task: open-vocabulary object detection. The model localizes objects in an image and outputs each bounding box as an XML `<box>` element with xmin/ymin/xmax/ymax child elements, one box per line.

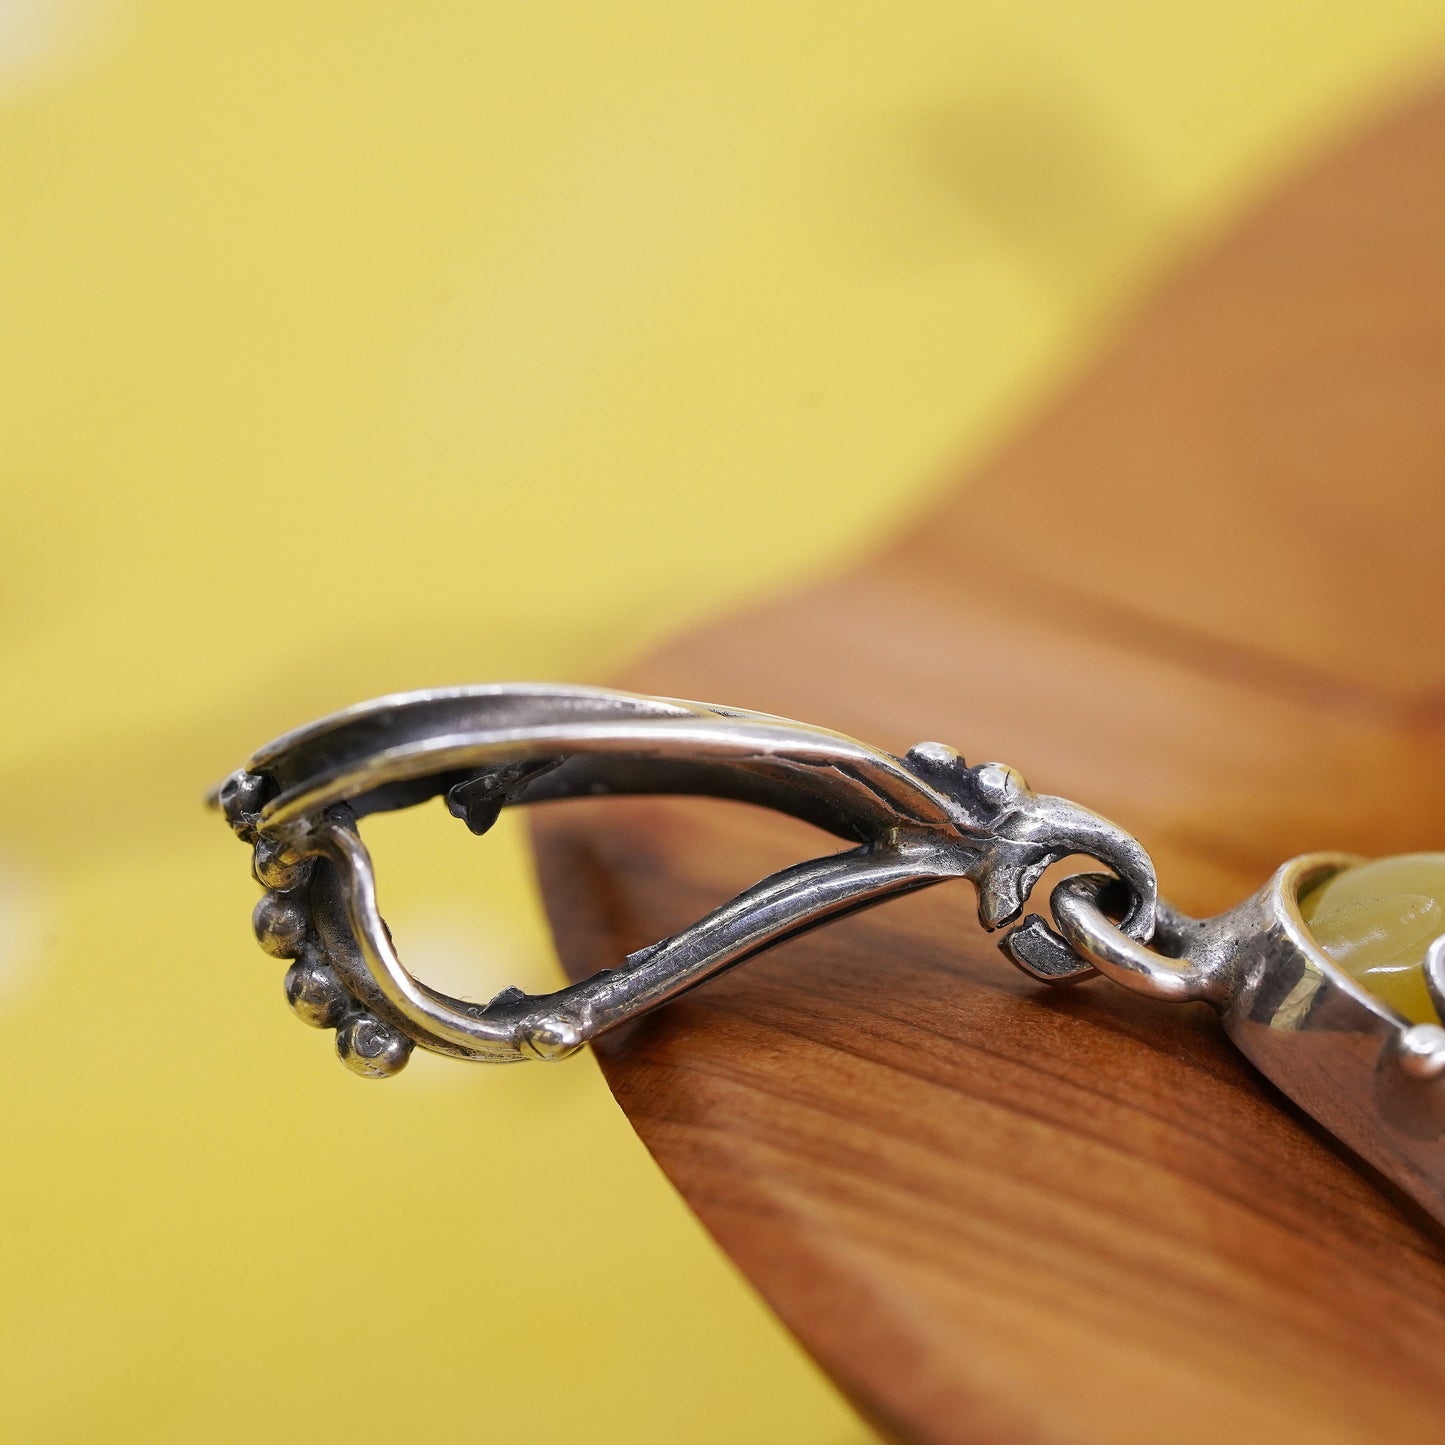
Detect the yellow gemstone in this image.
<box><xmin>1299</xmin><ymin>853</ymin><xmax>1445</xmax><ymax>1024</ymax></box>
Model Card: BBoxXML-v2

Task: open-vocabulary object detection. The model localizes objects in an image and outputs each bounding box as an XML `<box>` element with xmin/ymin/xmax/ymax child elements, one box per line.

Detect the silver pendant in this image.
<box><xmin>211</xmin><ymin>684</ymin><xmax>1445</xmax><ymax>1227</ymax></box>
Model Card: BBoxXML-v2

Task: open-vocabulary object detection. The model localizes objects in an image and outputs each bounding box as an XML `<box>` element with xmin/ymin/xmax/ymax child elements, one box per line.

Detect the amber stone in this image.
<box><xmin>1299</xmin><ymin>854</ymin><xmax>1445</xmax><ymax>1024</ymax></box>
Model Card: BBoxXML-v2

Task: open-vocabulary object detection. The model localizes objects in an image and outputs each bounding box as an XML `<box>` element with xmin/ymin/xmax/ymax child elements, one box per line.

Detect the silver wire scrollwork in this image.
<box><xmin>211</xmin><ymin>684</ymin><xmax>1159</xmax><ymax>1076</ymax></box>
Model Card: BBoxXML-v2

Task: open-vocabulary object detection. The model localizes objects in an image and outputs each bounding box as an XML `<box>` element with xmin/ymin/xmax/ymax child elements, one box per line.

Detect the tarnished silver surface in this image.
<box><xmin>211</xmin><ymin>684</ymin><xmax>1156</xmax><ymax>1074</ymax></box>
<box><xmin>211</xmin><ymin>683</ymin><xmax>1445</xmax><ymax>1227</ymax></box>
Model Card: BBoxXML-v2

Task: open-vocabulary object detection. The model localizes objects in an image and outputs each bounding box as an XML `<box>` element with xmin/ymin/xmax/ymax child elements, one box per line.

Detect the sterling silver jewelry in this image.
<box><xmin>211</xmin><ymin>684</ymin><xmax>1445</xmax><ymax>1227</ymax></box>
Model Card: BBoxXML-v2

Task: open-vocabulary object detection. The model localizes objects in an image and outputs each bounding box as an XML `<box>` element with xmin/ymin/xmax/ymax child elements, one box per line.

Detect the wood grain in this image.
<box><xmin>532</xmin><ymin>84</ymin><xmax>1445</xmax><ymax>1444</ymax></box>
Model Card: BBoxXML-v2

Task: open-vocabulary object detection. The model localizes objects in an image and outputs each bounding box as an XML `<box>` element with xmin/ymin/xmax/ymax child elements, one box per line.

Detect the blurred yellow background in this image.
<box><xmin>2</xmin><ymin>2</ymin><xmax>1443</xmax><ymax>1440</ymax></box>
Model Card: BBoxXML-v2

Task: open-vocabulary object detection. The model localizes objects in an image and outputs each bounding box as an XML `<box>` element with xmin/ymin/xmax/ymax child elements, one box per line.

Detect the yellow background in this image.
<box><xmin>2</xmin><ymin>3</ymin><xmax>1443</xmax><ymax>1439</ymax></box>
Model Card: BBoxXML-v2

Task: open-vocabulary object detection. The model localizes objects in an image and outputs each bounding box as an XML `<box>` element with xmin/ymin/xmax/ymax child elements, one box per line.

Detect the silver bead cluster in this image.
<box><xmin>219</xmin><ymin>770</ymin><xmax>414</xmax><ymax>1079</ymax></box>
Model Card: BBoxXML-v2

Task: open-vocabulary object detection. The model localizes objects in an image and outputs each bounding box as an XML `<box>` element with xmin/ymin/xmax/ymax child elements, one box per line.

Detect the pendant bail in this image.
<box><xmin>212</xmin><ymin>684</ymin><xmax>1158</xmax><ymax>1074</ymax></box>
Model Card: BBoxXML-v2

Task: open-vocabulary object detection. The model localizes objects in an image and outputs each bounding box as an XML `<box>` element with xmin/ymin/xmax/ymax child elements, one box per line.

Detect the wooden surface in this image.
<box><xmin>532</xmin><ymin>85</ymin><xmax>1445</xmax><ymax>1444</ymax></box>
